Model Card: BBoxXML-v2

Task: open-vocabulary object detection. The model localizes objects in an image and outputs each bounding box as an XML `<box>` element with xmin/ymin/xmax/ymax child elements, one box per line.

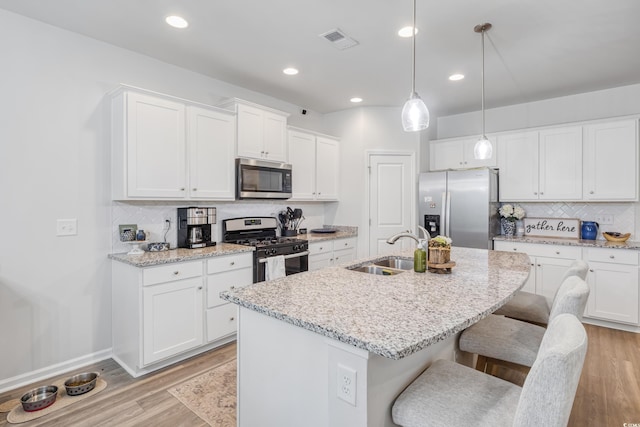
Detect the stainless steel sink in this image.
<box><xmin>373</xmin><ymin>257</ymin><xmax>414</xmax><ymax>271</ymax></box>
<box><xmin>347</xmin><ymin>265</ymin><xmax>405</xmax><ymax>276</ymax></box>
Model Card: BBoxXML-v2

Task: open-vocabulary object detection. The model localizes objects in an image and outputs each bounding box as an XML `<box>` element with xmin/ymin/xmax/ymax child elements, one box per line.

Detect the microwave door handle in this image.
<box><xmin>258</xmin><ymin>251</ymin><xmax>310</xmax><ymax>263</ymax></box>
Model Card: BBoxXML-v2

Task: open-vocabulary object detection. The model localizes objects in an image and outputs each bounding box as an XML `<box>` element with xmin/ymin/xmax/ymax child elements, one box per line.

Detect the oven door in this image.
<box><xmin>237</xmin><ymin>158</ymin><xmax>292</xmax><ymax>200</ymax></box>
<box><xmin>256</xmin><ymin>251</ymin><xmax>309</xmax><ymax>283</ymax></box>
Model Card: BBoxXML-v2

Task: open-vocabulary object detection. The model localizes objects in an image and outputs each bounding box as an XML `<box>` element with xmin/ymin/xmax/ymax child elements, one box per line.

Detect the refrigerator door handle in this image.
<box><xmin>440</xmin><ymin>192</ymin><xmax>447</xmax><ymax>237</ymax></box>
<box><xmin>445</xmin><ymin>191</ymin><xmax>451</xmax><ymax>236</ymax></box>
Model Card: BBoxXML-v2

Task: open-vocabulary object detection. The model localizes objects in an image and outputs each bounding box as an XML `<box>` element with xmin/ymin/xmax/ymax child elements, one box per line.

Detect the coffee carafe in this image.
<box><xmin>177</xmin><ymin>207</ymin><xmax>217</xmax><ymax>249</ymax></box>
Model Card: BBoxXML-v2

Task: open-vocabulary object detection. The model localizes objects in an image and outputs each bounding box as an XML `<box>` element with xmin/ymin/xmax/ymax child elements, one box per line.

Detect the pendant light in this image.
<box><xmin>401</xmin><ymin>0</ymin><xmax>429</xmax><ymax>132</ymax></box>
<box><xmin>473</xmin><ymin>23</ymin><xmax>492</xmax><ymax>159</ymax></box>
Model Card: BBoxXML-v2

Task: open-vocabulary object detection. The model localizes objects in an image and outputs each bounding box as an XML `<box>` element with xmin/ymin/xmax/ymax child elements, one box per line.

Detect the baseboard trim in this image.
<box><xmin>583</xmin><ymin>317</ymin><xmax>640</xmax><ymax>333</ymax></box>
<box><xmin>0</xmin><ymin>348</ymin><xmax>112</xmax><ymax>394</ymax></box>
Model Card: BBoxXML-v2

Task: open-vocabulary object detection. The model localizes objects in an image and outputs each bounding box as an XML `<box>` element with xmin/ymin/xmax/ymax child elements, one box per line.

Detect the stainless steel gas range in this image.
<box><xmin>222</xmin><ymin>217</ymin><xmax>309</xmax><ymax>283</ymax></box>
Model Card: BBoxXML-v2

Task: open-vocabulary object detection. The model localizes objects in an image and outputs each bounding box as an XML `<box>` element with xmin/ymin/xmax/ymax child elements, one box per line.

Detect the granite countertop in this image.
<box><xmin>302</xmin><ymin>225</ymin><xmax>358</xmax><ymax>243</ymax></box>
<box><xmin>221</xmin><ymin>247</ymin><xmax>530</xmax><ymax>360</ymax></box>
<box><xmin>109</xmin><ymin>243</ymin><xmax>254</xmax><ymax>267</ymax></box>
<box><xmin>494</xmin><ymin>235</ymin><xmax>640</xmax><ymax>250</ymax></box>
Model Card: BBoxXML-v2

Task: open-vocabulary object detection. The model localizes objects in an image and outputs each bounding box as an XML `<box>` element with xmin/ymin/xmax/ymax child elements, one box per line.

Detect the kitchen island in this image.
<box><xmin>221</xmin><ymin>247</ymin><xmax>530</xmax><ymax>427</ymax></box>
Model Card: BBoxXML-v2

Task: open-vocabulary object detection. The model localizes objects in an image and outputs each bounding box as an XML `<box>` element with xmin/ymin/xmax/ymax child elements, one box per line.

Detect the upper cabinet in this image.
<box><xmin>498</xmin><ymin>126</ymin><xmax>582</xmax><ymax>201</ymax></box>
<box><xmin>429</xmin><ymin>136</ymin><xmax>497</xmax><ymax>171</ymax></box>
<box><xmin>288</xmin><ymin>128</ymin><xmax>340</xmax><ymax>201</ymax></box>
<box><xmin>583</xmin><ymin>119</ymin><xmax>638</xmax><ymax>201</ymax></box>
<box><xmin>220</xmin><ymin>99</ymin><xmax>289</xmax><ymax>162</ymax></box>
<box><xmin>111</xmin><ymin>87</ymin><xmax>235</xmax><ymax>200</ymax></box>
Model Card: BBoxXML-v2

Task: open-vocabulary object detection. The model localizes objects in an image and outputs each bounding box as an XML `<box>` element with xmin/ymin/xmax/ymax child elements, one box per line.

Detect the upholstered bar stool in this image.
<box><xmin>392</xmin><ymin>314</ymin><xmax>587</xmax><ymax>427</ymax></box>
<box><xmin>493</xmin><ymin>259</ymin><xmax>588</xmax><ymax>326</ymax></box>
<box><xmin>459</xmin><ymin>275</ymin><xmax>589</xmax><ymax>374</ymax></box>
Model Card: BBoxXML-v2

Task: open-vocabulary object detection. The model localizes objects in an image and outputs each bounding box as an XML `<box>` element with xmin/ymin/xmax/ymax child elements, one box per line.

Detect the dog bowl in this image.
<box><xmin>603</xmin><ymin>232</ymin><xmax>631</xmax><ymax>242</ymax></box>
<box><xmin>147</xmin><ymin>242</ymin><xmax>170</xmax><ymax>252</ymax></box>
<box><xmin>20</xmin><ymin>386</ymin><xmax>58</xmax><ymax>412</ymax></box>
<box><xmin>64</xmin><ymin>372</ymin><xmax>99</xmax><ymax>396</ymax></box>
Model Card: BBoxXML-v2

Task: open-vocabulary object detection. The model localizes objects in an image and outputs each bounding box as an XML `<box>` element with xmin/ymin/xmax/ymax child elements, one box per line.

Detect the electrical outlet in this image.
<box><xmin>594</xmin><ymin>215</ymin><xmax>614</xmax><ymax>225</ymax></box>
<box><xmin>337</xmin><ymin>364</ymin><xmax>357</xmax><ymax>406</ymax></box>
<box><xmin>56</xmin><ymin>219</ymin><xmax>77</xmax><ymax>236</ymax></box>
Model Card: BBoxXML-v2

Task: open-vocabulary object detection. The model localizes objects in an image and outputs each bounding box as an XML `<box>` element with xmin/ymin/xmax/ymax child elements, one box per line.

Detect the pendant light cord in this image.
<box><xmin>411</xmin><ymin>0</ymin><xmax>416</xmax><ymax>94</ymax></box>
<box><xmin>481</xmin><ymin>26</ymin><xmax>485</xmax><ymax>137</ymax></box>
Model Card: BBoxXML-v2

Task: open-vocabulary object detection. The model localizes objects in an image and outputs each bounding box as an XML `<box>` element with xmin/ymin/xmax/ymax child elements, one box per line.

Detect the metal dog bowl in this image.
<box><xmin>20</xmin><ymin>385</ymin><xmax>58</xmax><ymax>412</ymax></box>
<box><xmin>64</xmin><ymin>372</ymin><xmax>99</xmax><ymax>396</ymax></box>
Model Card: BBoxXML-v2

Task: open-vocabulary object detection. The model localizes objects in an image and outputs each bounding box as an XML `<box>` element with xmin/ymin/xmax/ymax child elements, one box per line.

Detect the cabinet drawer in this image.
<box><xmin>309</xmin><ymin>241</ymin><xmax>333</xmax><ymax>255</ymax></box>
<box><xmin>494</xmin><ymin>241</ymin><xmax>581</xmax><ymax>259</ymax></box>
<box><xmin>207</xmin><ymin>267</ymin><xmax>253</xmax><ymax>308</ymax></box>
<box><xmin>585</xmin><ymin>248</ymin><xmax>639</xmax><ymax>265</ymax></box>
<box><xmin>334</xmin><ymin>238</ymin><xmax>356</xmax><ymax>251</ymax></box>
<box><xmin>143</xmin><ymin>261</ymin><xmax>202</xmax><ymax>286</ymax></box>
<box><xmin>206</xmin><ymin>303</ymin><xmax>237</xmax><ymax>342</ymax></box>
<box><xmin>207</xmin><ymin>253</ymin><xmax>253</xmax><ymax>273</ymax></box>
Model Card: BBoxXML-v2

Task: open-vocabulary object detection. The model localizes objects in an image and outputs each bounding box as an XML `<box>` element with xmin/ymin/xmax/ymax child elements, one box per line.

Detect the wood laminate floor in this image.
<box><xmin>0</xmin><ymin>324</ymin><xmax>638</xmax><ymax>426</ymax></box>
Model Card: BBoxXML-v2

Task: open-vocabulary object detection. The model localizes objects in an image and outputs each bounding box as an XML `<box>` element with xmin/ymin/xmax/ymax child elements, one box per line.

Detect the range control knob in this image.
<box><xmin>293</xmin><ymin>244</ymin><xmax>300</xmax><ymax>251</ymax></box>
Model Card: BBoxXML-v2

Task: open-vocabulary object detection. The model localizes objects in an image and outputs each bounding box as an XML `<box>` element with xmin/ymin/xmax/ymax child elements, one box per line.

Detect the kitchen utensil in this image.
<box><xmin>20</xmin><ymin>386</ymin><xmax>58</xmax><ymax>412</ymax></box>
<box><xmin>293</xmin><ymin>208</ymin><xmax>302</xmax><ymax>219</ymax></box>
<box><xmin>581</xmin><ymin>221</ymin><xmax>599</xmax><ymax>240</ymax></box>
<box><xmin>64</xmin><ymin>372</ymin><xmax>99</xmax><ymax>396</ymax></box>
<box><xmin>603</xmin><ymin>232</ymin><xmax>631</xmax><ymax>242</ymax></box>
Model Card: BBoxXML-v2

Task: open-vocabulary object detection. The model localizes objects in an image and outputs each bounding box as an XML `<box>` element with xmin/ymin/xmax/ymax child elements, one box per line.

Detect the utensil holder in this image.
<box><xmin>282</xmin><ymin>230</ymin><xmax>298</xmax><ymax>237</ymax></box>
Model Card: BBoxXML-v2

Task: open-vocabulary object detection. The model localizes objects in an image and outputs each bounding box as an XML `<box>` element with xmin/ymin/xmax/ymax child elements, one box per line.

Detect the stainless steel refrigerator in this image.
<box><xmin>419</xmin><ymin>168</ymin><xmax>500</xmax><ymax>249</ymax></box>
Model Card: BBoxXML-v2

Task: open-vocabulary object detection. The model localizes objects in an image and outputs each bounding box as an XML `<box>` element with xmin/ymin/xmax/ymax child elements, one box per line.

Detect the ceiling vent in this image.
<box><xmin>319</xmin><ymin>28</ymin><xmax>359</xmax><ymax>50</ymax></box>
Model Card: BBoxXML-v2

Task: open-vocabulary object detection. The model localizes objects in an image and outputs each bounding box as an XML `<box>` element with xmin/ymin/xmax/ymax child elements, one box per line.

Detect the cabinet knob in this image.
<box><xmin>609</xmin><ymin>255</ymin><xmax>615</xmax><ymax>259</ymax></box>
<box><xmin>344</xmin><ymin>243</ymin><xmax>348</xmax><ymax>246</ymax></box>
<box><xmin>192</xmin><ymin>188</ymin><xmax>197</xmax><ymax>191</ymax></box>
<box><xmin>590</xmin><ymin>191</ymin><xmax>594</xmax><ymax>194</ymax></box>
<box><xmin>589</xmin><ymin>269</ymin><xmax>594</xmax><ymax>273</ymax></box>
<box><xmin>318</xmin><ymin>192</ymin><xmax>321</xmax><ymax>195</ymax></box>
<box><xmin>230</xmin><ymin>261</ymin><xmax>235</xmax><ymax>265</ymax></box>
<box><xmin>537</xmin><ymin>264</ymin><xmax>541</xmax><ymax>267</ymax></box>
<box><xmin>261</xmin><ymin>150</ymin><xmax>265</xmax><ymax>154</ymax></box>
<box><xmin>513</xmin><ymin>248</ymin><xmax>517</xmax><ymax>251</ymax></box>
<box><xmin>173</xmin><ymin>271</ymin><xmax>180</xmax><ymax>275</ymax></box>
<box><xmin>180</xmin><ymin>188</ymin><xmax>185</xmax><ymax>191</ymax></box>
<box><xmin>459</xmin><ymin>162</ymin><xmax>463</xmax><ymax>165</ymax></box>
<box><xmin>464</xmin><ymin>161</ymin><xmax>468</xmax><ymax>165</ymax></box>
<box><xmin>230</xmin><ymin>285</ymin><xmax>235</xmax><ymax>289</ymax></box>
<box><xmin>530</xmin><ymin>263</ymin><xmax>534</xmax><ymax>266</ymax></box>
<box><xmin>319</xmin><ymin>247</ymin><xmax>323</xmax><ymax>250</ymax></box>
<box><xmin>265</xmin><ymin>151</ymin><xmax>269</xmax><ymax>155</ymax></box>
<box><xmin>230</xmin><ymin>317</ymin><xmax>235</xmax><ymax>321</ymax></box>
<box><xmin>198</xmin><ymin>286</ymin><xmax>203</xmax><ymax>290</ymax></box>
<box><xmin>540</xmin><ymin>192</ymin><xmax>544</xmax><ymax>195</ymax></box>
<box><xmin>533</xmin><ymin>192</ymin><xmax>537</xmax><ymax>195</ymax></box>
<box><xmin>555</xmin><ymin>251</ymin><xmax>560</xmax><ymax>255</ymax></box>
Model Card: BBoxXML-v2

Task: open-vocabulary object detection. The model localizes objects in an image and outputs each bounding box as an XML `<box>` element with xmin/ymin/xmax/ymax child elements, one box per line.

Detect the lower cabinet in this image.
<box><xmin>309</xmin><ymin>237</ymin><xmax>357</xmax><ymax>271</ymax></box>
<box><xmin>112</xmin><ymin>251</ymin><xmax>253</xmax><ymax>377</ymax></box>
<box><xmin>494</xmin><ymin>240</ymin><xmax>640</xmax><ymax>328</ymax></box>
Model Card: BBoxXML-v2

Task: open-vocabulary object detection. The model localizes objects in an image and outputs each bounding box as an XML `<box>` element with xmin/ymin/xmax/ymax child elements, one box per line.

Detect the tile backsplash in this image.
<box><xmin>514</xmin><ymin>202</ymin><xmax>636</xmax><ymax>240</ymax></box>
<box><xmin>111</xmin><ymin>200</ymin><xmax>328</xmax><ymax>253</ymax></box>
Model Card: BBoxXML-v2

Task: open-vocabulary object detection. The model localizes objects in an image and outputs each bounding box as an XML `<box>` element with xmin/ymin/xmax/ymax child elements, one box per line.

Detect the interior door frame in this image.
<box><xmin>365</xmin><ymin>150</ymin><xmax>417</xmax><ymax>257</ymax></box>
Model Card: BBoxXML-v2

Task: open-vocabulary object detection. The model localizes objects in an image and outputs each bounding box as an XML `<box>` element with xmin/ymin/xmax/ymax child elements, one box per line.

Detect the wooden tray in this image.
<box><xmin>428</xmin><ymin>260</ymin><xmax>456</xmax><ymax>274</ymax></box>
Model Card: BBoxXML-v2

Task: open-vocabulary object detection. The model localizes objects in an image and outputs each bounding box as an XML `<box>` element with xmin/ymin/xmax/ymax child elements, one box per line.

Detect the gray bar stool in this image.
<box><xmin>392</xmin><ymin>313</ymin><xmax>587</xmax><ymax>427</ymax></box>
<box><xmin>493</xmin><ymin>259</ymin><xmax>588</xmax><ymax>326</ymax></box>
<box><xmin>459</xmin><ymin>275</ymin><xmax>589</xmax><ymax>374</ymax></box>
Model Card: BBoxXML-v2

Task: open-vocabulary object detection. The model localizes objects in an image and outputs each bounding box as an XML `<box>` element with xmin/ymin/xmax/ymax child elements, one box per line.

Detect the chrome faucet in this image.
<box><xmin>386</xmin><ymin>226</ymin><xmax>431</xmax><ymax>245</ymax></box>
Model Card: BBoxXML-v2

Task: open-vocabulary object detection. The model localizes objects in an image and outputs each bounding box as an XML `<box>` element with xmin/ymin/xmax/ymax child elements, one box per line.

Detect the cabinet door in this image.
<box><xmin>430</xmin><ymin>139</ymin><xmax>464</xmax><ymax>170</ymax></box>
<box><xmin>497</xmin><ymin>131</ymin><xmax>539</xmax><ymax>201</ymax></box>
<box><xmin>521</xmin><ymin>255</ymin><xmax>536</xmax><ymax>293</ymax></box>
<box><xmin>187</xmin><ymin>106</ymin><xmax>235</xmax><ymax>200</ymax></box>
<box><xmin>586</xmin><ymin>263</ymin><xmax>639</xmax><ymax>324</ymax></box>
<box><xmin>463</xmin><ymin>137</ymin><xmax>497</xmax><ymax>168</ymax></box>
<box><xmin>583</xmin><ymin>120</ymin><xmax>638</xmax><ymax>201</ymax></box>
<box><xmin>315</xmin><ymin>136</ymin><xmax>340</xmax><ymax>200</ymax></box>
<box><xmin>538</xmin><ymin>126</ymin><xmax>582</xmax><ymax>200</ymax></box>
<box><xmin>236</xmin><ymin>104</ymin><xmax>265</xmax><ymax>159</ymax></box>
<box><xmin>126</xmin><ymin>92</ymin><xmax>186</xmax><ymax>198</ymax></box>
<box><xmin>207</xmin><ymin>303</ymin><xmax>238</xmax><ymax>342</ymax></box>
<box><xmin>535</xmin><ymin>257</ymin><xmax>575</xmax><ymax>301</ymax></box>
<box><xmin>309</xmin><ymin>252</ymin><xmax>333</xmax><ymax>271</ymax></box>
<box><xmin>263</xmin><ymin>112</ymin><xmax>287</xmax><ymax>161</ymax></box>
<box><xmin>288</xmin><ymin>130</ymin><xmax>317</xmax><ymax>200</ymax></box>
<box><xmin>143</xmin><ymin>277</ymin><xmax>203</xmax><ymax>365</ymax></box>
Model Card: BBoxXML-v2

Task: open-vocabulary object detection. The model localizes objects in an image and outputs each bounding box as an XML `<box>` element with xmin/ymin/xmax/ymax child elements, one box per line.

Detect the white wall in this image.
<box><xmin>323</xmin><ymin>107</ymin><xmax>422</xmax><ymax>257</ymax></box>
<box><xmin>0</xmin><ymin>9</ymin><xmax>324</xmax><ymax>389</ymax></box>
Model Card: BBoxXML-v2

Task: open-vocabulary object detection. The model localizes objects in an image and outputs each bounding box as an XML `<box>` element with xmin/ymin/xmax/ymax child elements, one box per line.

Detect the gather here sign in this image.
<box><xmin>523</xmin><ymin>218</ymin><xmax>580</xmax><ymax>238</ymax></box>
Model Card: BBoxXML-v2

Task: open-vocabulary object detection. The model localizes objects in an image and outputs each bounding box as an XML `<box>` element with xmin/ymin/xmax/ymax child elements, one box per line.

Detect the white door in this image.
<box><xmin>369</xmin><ymin>153</ymin><xmax>415</xmax><ymax>256</ymax></box>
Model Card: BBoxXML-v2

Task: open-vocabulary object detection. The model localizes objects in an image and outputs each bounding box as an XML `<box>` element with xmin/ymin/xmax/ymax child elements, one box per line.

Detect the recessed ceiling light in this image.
<box><xmin>398</xmin><ymin>26</ymin><xmax>418</xmax><ymax>38</ymax></box>
<box><xmin>449</xmin><ymin>74</ymin><xmax>465</xmax><ymax>81</ymax></box>
<box><xmin>350</xmin><ymin>97</ymin><xmax>363</xmax><ymax>103</ymax></box>
<box><xmin>165</xmin><ymin>15</ymin><xmax>189</xmax><ymax>29</ymax></box>
<box><xmin>283</xmin><ymin>68</ymin><xmax>299</xmax><ymax>75</ymax></box>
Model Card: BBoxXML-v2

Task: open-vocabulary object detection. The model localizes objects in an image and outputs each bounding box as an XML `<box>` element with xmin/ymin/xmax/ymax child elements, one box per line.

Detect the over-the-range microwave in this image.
<box><xmin>236</xmin><ymin>158</ymin><xmax>292</xmax><ymax>200</ymax></box>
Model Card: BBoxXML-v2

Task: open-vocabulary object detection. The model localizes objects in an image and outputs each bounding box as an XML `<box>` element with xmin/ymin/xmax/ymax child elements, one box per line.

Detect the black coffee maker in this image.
<box><xmin>177</xmin><ymin>207</ymin><xmax>217</xmax><ymax>249</ymax></box>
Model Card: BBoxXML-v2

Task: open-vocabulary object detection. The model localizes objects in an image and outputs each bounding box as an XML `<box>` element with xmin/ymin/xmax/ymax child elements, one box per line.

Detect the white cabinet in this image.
<box><xmin>584</xmin><ymin>248</ymin><xmax>639</xmax><ymax>324</ymax></box>
<box><xmin>221</xmin><ymin>99</ymin><xmax>289</xmax><ymax>162</ymax></box>
<box><xmin>493</xmin><ymin>241</ymin><xmax>582</xmax><ymax>300</ymax></box>
<box><xmin>583</xmin><ymin>119</ymin><xmax>638</xmax><ymax>201</ymax></box>
<box><xmin>205</xmin><ymin>252</ymin><xmax>253</xmax><ymax>342</ymax></box>
<box><xmin>429</xmin><ymin>136</ymin><xmax>497</xmax><ymax>171</ymax></box>
<box><xmin>498</xmin><ymin>127</ymin><xmax>582</xmax><ymax>201</ymax></box>
<box><xmin>308</xmin><ymin>237</ymin><xmax>357</xmax><ymax>271</ymax></box>
<box><xmin>111</xmin><ymin>87</ymin><xmax>235</xmax><ymax>200</ymax></box>
<box><xmin>187</xmin><ymin>106</ymin><xmax>236</xmax><ymax>200</ymax></box>
<box><xmin>288</xmin><ymin>128</ymin><xmax>340</xmax><ymax>201</ymax></box>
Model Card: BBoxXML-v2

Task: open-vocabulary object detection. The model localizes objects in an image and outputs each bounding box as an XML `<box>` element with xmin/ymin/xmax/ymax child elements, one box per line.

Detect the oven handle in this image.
<box><xmin>258</xmin><ymin>251</ymin><xmax>310</xmax><ymax>263</ymax></box>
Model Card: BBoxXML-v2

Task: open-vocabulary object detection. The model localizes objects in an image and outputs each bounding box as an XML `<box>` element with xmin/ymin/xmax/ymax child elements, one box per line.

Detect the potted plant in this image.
<box><xmin>428</xmin><ymin>235</ymin><xmax>452</xmax><ymax>264</ymax></box>
<box><xmin>499</xmin><ymin>204</ymin><xmax>525</xmax><ymax>237</ymax></box>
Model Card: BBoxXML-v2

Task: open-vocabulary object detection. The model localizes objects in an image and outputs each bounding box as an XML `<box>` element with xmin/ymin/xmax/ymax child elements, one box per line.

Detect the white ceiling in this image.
<box><xmin>2</xmin><ymin>0</ymin><xmax>640</xmax><ymax>117</ymax></box>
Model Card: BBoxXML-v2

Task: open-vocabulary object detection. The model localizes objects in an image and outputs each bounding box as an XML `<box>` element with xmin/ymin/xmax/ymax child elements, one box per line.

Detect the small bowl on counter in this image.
<box><xmin>602</xmin><ymin>232</ymin><xmax>631</xmax><ymax>242</ymax></box>
<box><xmin>64</xmin><ymin>372</ymin><xmax>99</xmax><ymax>396</ymax></box>
<box><xmin>20</xmin><ymin>385</ymin><xmax>58</xmax><ymax>412</ymax></box>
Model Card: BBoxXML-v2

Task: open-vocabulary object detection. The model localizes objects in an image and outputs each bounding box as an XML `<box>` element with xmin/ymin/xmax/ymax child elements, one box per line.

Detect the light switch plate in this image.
<box><xmin>57</xmin><ymin>219</ymin><xmax>77</xmax><ymax>236</ymax></box>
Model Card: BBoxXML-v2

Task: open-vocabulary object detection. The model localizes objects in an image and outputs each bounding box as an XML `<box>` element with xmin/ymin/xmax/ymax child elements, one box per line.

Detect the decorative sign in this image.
<box><xmin>523</xmin><ymin>217</ymin><xmax>580</xmax><ymax>239</ymax></box>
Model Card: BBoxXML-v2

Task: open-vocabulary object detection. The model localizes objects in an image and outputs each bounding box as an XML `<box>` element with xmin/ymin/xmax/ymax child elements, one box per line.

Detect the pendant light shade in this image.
<box><xmin>401</xmin><ymin>0</ymin><xmax>429</xmax><ymax>132</ymax></box>
<box><xmin>473</xmin><ymin>23</ymin><xmax>492</xmax><ymax>160</ymax></box>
